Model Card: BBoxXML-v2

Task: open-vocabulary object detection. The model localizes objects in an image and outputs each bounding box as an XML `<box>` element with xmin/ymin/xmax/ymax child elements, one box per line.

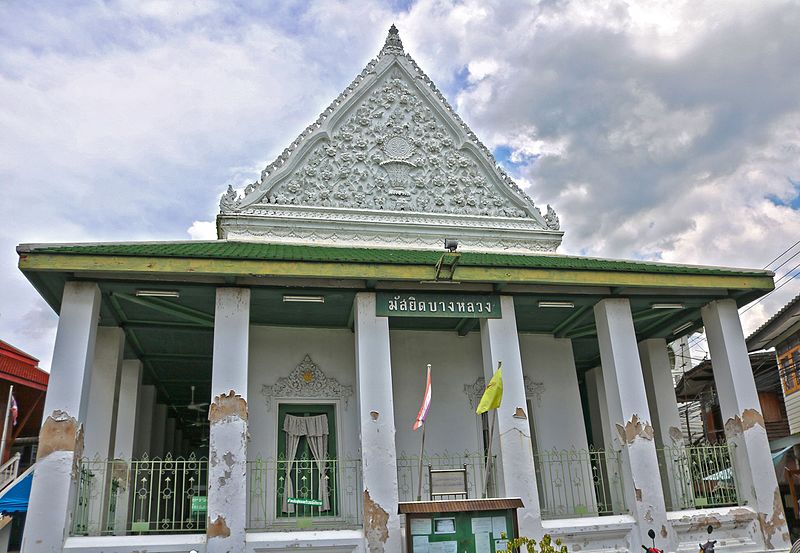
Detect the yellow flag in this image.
<box><xmin>476</xmin><ymin>365</ymin><xmax>503</xmax><ymax>414</ymax></box>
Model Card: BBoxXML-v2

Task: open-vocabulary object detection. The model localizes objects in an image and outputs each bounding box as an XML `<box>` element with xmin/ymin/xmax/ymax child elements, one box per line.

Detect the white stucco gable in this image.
<box><xmin>217</xmin><ymin>25</ymin><xmax>563</xmax><ymax>253</ymax></box>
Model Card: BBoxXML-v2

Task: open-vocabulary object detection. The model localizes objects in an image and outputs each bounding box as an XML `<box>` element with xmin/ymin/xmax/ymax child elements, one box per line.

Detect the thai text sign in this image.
<box><xmin>377</xmin><ymin>293</ymin><xmax>501</xmax><ymax>318</ymax></box>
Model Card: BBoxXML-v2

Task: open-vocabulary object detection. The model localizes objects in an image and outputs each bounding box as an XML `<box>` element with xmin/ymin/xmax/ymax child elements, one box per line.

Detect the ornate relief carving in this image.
<box><xmin>464</xmin><ymin>376</ymin><xmax>545</xmax><ymax>409</ymax></box>
<box><xmin>219</xmin><ymin>26</ymin><xmax>561</xmax><ymax>244</ymax></box>
<box><xmin>261</xmin><ymin>355</ymin><xmax>353</xmax><ymax>409</ymax></box>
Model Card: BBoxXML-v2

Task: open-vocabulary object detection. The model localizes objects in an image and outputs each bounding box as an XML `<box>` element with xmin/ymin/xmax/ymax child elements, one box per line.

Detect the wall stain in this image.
<box><xmin>615</xmin><ymin>414</ymin><xmax>654</xmax><ymax>445</ymax></box>
<box><xmin>208</xmin><ymin>390</ymin><xmax>248</xmax><ymax>423</ymax></box>
<box><xmin>757</xmin><ymin>487</ymin><xmax>787</xmax><ymax>549</ymax></box>
<box><xmin>660</xmin><ymin>525</ymin><xmax>668</xmax><ymax>538</ymax></box>
<box><xmin>364</xmin><ymin>489</ymin><xmax>389</xmax><ymax>553</ymax></box>
<box><xmin>370</xmin><ymin>411</ymin><xmax>380</xmax><ymax>421</ymax></box>
<box><xmin>207</xmin><ymin>515</ymin><xmax>231</xmax><ymax>539</ymax></box>
<box><xmin>668</xmin><ymin>426</ymin><xmax>683</xmax><ymax>444</ymax></box>
<box><xmin>724</xmin><ymin>409</ymin><xmax>765</xmax><ymax>438</ymax></box>
<box><xmin>635</xmin><ymin>488</ymin><xmax>642</xmax><ymax>502</ymax></box>
<box><xmin>37</xmin><ymin>410</ymin><xmax>81</xmax><ymax>461</ymax></box>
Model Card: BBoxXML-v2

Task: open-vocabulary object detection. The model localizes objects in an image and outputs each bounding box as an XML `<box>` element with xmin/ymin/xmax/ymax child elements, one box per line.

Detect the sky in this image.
<box><xmin>1</xmin><ymin>0</ymin><xmax>799</xmax><ymax>370</ymax></box>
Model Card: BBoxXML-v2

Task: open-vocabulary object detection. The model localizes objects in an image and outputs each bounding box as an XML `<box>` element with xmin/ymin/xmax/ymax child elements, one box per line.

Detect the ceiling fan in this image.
<box><xmin>186</xmin><ymin>385</ymin><xmax>209</xmax><ymax>412</ymax></box>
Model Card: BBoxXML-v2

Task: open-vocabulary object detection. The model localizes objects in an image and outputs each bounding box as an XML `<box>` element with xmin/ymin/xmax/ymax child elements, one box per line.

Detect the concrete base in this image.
<box><xmin>64</xmin><ymin>534</ymin><xmax>207</xmax><ymax>552</ymax></box>
<box><xmin>246</xmin><ymin>530</ymin><xmax>365</xmax><ymax>552</ymax></box>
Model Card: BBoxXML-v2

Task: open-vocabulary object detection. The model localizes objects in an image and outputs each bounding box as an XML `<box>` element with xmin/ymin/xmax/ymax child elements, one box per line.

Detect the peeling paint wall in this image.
<box><xmin>364</xmin><ymin>489</ymin><xmax>389</xmax><ymax>553</ymax></box>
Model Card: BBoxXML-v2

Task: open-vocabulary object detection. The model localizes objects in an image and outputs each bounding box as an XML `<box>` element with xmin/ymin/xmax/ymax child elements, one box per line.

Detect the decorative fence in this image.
<box><xmin>246</xmin><ymin>456</ymin><xmax>362</xmax><ymax>530</ymax></box>
<box><xmin>396</xmin><ymin>451</ymin><xmax>497</xmax><ymax>502</ymax></box>
<box><xmin>71</xmin><ymin>453</ymin><xmax>208</xmax><ymax>536</ymax></box>
<box><xmin>657</xmin><ymin>443</ymin><xmax>738</xmax><ymax>510</ymax></box>
<box><xmin>533</xmin><ymin>448</ymin><xmax>626</xmax><ymax>519</ymax></box>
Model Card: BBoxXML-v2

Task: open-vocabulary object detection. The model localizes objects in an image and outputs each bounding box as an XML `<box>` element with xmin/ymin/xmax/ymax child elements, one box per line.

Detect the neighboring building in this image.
<box><xmin>748</xmin><ymin>294</ymin><xmax>800</xmax><ymax>434</ymax></box>
<box><xmin>675</xmin><ymin>352</ymin><xmax>790</xmax><ymax>443</ymax></box>
<box><xmin>0</xmin><ymin>340</ymin><xmax>48</xmax><ymax>471</ymax></box>
<box><xmin>15</xmin><ymin>27</ymin><xmax>790</xmax><ymax>553</ymax></box>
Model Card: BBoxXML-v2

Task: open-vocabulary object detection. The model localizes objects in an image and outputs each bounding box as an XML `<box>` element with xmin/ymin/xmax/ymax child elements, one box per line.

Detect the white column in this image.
<box><xmin>22</xmin><ymin>282</ymin><xmax>101</xmax><ymax>553</ymax></box>
<box><xmin>207</xmin><ymin>287</ymin><xmax>250</xmax><ymax>553</ymax></box>
<box><xmin>702</xmin><ymin>299</ymin><xmax>791</xmax><ymax>550</ymax></box>
<box><xmin>594</xmin><ymin>299</ymin><xmax>671</xmax><ymax>551</ymax></box>
<box><xmin>639</xmin><ymin>338</ymin><xmax>691</xmax><ymax>510</ymax></box>
<box><xmin>165</xmin><ymin>417</ymin><xmax>176</xmax><ymax>456</ymax></box>
<box><xmin>84</xmin><ymin>327</ymin><xmax>125</xmax><ymax>458</ymax></box>
<box><xmin>150</xmin><ymin>404</ymin><xmax>167</xmax><ymax>458</ymax></box>
<box><xmin>135</xmin><ymin>385</ymin><xmax>156</xmax><ymax>457</ymax></box>
<box><xmin>112</xmin><ymin>359</ymin><xmax>142</xmax><ymax>535</ymax></box>
<box><xmin>480</xmin><ymin>296</ymin><xmax>542</xmax><ymax>538</ymax></box>
<box><xmin>83</xmin><ymin>326</ymin><xmax>125</xmax><ymax>535</ymax></box>
<box><xmin>174</xmin><ymin>429</ymin><xmax>183</xmax><ymax>457</ymax></box>
<box><xmin>354</xmin><ymin>292</ymin><xmax>402</xmax><ymax>553</ymax></box>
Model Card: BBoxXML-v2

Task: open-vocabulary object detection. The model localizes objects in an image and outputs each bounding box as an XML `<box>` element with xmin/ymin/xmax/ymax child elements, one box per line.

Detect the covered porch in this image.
<box><xmin>17</xmin><ymin>241</ymin><xmax>784</xmax><ymax>552</ymax></box>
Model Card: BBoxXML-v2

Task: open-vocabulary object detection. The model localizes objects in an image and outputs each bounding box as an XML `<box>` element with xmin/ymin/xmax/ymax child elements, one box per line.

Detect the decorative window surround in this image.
<box><xmin>261</xmin><ymin>354</ymin><xmax>353</xmax><ymax>410</ymax></box>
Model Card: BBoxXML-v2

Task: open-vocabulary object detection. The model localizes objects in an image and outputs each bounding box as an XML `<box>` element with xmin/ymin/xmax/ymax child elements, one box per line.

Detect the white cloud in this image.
<box><xmin>1</xmin><ymin>0</ymin><xmax>798</xmax><ymax>367</ymax></box>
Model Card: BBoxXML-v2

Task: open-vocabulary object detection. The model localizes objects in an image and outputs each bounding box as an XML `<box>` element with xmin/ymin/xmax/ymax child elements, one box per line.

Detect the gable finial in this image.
<box><xmin>382</xmin><ymin>23</ymin><xmax>404</xmax><ymax>55</ymax></box>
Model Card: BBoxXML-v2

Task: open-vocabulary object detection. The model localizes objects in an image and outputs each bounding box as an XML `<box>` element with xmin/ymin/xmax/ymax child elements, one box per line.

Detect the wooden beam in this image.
<box><xmin>112</xmin><ymin>293</ymin><xmax>214</xmax><ymax>327</ymax></box>
<box><xmin>553</xmin><ymin>305</ymin><xmax>592</xmax><ymax>337</ymax></box>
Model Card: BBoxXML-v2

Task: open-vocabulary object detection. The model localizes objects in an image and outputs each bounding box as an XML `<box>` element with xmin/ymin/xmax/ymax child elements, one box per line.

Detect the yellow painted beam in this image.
<box><xmin>18</xmin><ymin>252</ymin><xmax>775</xmax><ymax>291</ymax></box>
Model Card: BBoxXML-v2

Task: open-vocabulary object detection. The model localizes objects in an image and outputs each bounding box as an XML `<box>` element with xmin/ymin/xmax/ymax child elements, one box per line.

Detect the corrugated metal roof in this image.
<box><xmin>398</xmin><ymin>498</ymin><xmax>524</xmax><ymax>513</ymax></box>
<box><xmin>21</xmin><ymin>240</ymin><xmax>769</xmax><ymax>277</ymax></box>
<box><xmin>0</xmin><ymin>355</ymin><xmax>49</xmax><ymax>391</ymax></box>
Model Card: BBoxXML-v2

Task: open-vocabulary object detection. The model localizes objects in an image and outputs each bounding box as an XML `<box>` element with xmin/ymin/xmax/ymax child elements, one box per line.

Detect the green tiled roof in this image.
<box><xmin>23</xmin><ymin>240</ymin><xmax>769</xmax><ymax>277</ymax></box>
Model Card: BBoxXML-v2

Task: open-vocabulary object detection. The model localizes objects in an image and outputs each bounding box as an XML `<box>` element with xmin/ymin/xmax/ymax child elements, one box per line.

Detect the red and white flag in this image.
<box><xmin>10</xmin><ymin>395</ymin><xmax>18</xmax><ymax>427</ymax></box>
<box><xmin>412</xmin><ymin>364</ymin><xmax>431</xmax><ymax>431</ymax></box>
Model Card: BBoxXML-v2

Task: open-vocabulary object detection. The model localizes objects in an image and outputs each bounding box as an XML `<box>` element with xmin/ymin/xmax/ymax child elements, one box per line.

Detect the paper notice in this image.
<box><xmin>413</xmin><ymin>535</ymin><xmax>429</xmax><ymax>553</ymax></box>
<box><xmin>471</xmin><ymin>517</ymin><xmax>492</xmax><ymax>534</ymax></box>
<box><xmin>411</xmin><ymin>518</ymin><xmax>432</xmax><ymax>535</ymax></box>
<box><xmin>429</xmin><ymin>541</ymin><xmax>458</xmax><ymax>553</ymax></box>
<box><xmin>475</xmin><ymin>531</ymin><xmax>491</xmax><ymax>553</ymax></box>
<box><xmin>495</xmin><ymin>539</ymin><xmax>509</xmax><ymax>552</ymax></box>
<box><xmin>492</xmin><ymin>516</ymin><xmax>507</xmax><ymax>536</ymax></box>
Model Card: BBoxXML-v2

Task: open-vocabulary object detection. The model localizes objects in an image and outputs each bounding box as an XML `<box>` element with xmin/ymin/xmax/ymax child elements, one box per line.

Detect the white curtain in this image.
<box><xmin>282</xmin><ymin>414</ymin><xmax>330</xmax><ymax>512</ymax></box>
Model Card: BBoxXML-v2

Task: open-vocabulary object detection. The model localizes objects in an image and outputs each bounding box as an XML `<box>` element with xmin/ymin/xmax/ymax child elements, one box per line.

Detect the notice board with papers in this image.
<box><xmin>398</xmin><ymin>498</ymin><xmax>522</xmax><ymax>553</ymax></box>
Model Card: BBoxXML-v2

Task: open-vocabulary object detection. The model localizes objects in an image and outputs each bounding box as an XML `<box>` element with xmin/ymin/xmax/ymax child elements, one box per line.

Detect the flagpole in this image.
<box><xmin>416</xmin><ymin>421</ymin><xmax>426</xmax><ymax>501</ymax></box>
<box><xmin>482</xmin><ymin>409</ymin><xmax>495</xmax><ymax>498</ymax></box>
<box><xmin>0</xmin><ymin>385</ymin><xmax>13</xmax><ymax>464</ymax></box>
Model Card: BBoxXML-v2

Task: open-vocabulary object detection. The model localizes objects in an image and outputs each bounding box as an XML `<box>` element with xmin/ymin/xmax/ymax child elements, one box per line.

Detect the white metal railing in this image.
<box><xmin>533</xmin><ymin>448</ymin><xmax>627</xmax><ymax>519</ymax></box>
<box><xmin>396</xmin><ymin>451</ymin><xmax>497</xmax><ymax>502</ymax></box>
<box><xmin>0</xmin><ymin>453</ymin><xmax>20</xmax><ymax>492</ymax></box>
<box><xmin>246</xmin><ymin>456</ymin><xmax>362</xmax><ymax>530</ymax></box>
<box><xmin>71</xmin><ymin>453</ymin><xmax>207</xmax><ymax>536</ymax></box>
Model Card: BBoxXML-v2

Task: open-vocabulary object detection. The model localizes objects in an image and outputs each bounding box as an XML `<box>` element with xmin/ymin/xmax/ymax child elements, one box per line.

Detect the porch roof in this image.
<box><xmin>16</xmin><ymin>239</ymin><xmax>774</xmax><ymax>446</ymax></box>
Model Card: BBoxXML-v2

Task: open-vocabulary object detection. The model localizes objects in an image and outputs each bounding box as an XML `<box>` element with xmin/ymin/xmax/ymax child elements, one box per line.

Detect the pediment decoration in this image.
<box><xmin>261</xmin><ymin>354</ymin><xmax>353</xmax><ymax>409</ymax></box>
<box><xmin>464</xmin><ymin>376</ymin><xmax>544</xmax><ymax>410</ymax></box>
<box><xmin>218</xmin><ymin>26</ymin><xmax>563</xmax><ymax>253</ymax></box>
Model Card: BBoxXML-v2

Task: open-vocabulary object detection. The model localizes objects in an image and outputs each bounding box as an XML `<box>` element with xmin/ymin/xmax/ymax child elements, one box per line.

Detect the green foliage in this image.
<box><xmin>501</xmin><ymin>533</ymin><xmax>569</xmax><ymax>553</ymax></box>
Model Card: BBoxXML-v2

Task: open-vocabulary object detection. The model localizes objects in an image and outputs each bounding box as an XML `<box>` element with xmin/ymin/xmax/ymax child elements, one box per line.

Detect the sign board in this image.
<box><xmin>377</xmin><ymin>293</ymin><xmax>501</xmax><ymax>318</ymax></box>
<box><xmin>288</xmin><ymin>497</ymin><xmax>323</xmax><ymax>507</ymax></box>
<box><xmin>191</xmin><ymin>496</ymin><xmax>207</xmax><ymax>513</ymax></box>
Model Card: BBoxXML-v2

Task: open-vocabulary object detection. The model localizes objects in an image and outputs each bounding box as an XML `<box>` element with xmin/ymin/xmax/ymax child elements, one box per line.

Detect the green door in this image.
<box><xmin>277</xmin><ymin>403</ymin><xmax>337</xmax><ymax>518</ymax></box>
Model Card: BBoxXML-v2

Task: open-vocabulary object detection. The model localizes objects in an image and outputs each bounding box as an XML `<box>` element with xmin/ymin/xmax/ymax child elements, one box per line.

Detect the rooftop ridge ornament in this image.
<box><xmin>381</xmin><ymin>24</ymin><xmax>405</xmax><ymax>55</ymax></box>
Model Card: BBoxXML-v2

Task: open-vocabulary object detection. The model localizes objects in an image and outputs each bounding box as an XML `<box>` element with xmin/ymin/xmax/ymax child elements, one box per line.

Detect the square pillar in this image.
<box><xmin>207</xmin><ymin>287</ymin><xmax>250</xmax><ymax>553</ymax></box>
<box><xmin>639</xmin><ymin>338</ymin><xmax>692</xmax><ymax>510</ymax></box>
<box><xmin>354</xmin><ymin>292</ymin><xmax>402</xmax><ymax>553</ymax></box>
<box><xmin>594</xmin><ymin>299</ymin><xmax>671</xmax><ymax>551</ymax></box>
<box><xmin>134</xmin><ymin>385</ymin><xmax>156</xmax><ymax>457</ymax></box>
<box><xmin>480</xmin><ymin>296</ymin><xmax>542</xmax><ymax>538</ymax></box>
<box><xmin>83</xmin><ymin>326</ymin><xmax>125</xmax><ymax>535</ymax></box>
<box><xmin>165</xmin><ymin>417</ymin><xmax>176</xmax><ymax>456</ymax></box>
<box><xmin>112</xmin><ymin>359</ymin><xmax>142</xmax><ymax>535</ymax></box>
<box><xmin>702</xmin><ymin>299</ymin><xmax>790</xmax><ymax>550</ymax></box>
<box><xmin>22</xmin><ymin>282</ymin><xmax>101</xmax><ymax>553</ymax></box>
<box><xmin>150</xmin><ymin>404</ymin><xmax>167</xmax><ymax>458</ymax></box>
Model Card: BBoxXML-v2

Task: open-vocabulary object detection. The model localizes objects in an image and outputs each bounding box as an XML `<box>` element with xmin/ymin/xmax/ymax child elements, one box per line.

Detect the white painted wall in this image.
<box><xmin>390</xmin><ymin>330</ymin><xmax>484</xmax><ymax>460</ymax></box>
<box><xmin>247</xmin><ymin>326</ymin><xmax>360</xmax><ymax>461</ymax></box>
<box><xmin>519</xmin><ymin>334</ymin><xmax>588</xmax><ymax>453</ymax></box>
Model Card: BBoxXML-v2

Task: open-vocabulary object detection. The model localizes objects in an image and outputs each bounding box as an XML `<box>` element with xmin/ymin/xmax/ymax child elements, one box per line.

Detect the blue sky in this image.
<box><xmin>1</xmin><ymin>0</ymin><xmax>799</xmax><ymax>367</ymax></box>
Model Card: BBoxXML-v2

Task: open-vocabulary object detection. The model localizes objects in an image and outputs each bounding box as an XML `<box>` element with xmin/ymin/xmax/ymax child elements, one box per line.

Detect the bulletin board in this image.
<box><xmin>399</xmin><ymin>499</ymin><xmax>522</xmax><ymax>553</ymax></box>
